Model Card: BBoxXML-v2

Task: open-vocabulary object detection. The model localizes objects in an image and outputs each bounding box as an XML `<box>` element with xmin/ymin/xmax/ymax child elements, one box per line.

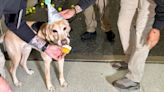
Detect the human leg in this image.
<box><xmin>112</xmin><ymin>0</ymin><xmax>138</xmax><ymax>70</ymax></box>
<box><xmin>81</xmin><ymin>5</ymin><xmax>97</xmax><ymax>40</ymax></box>
<box><xmin>113</xmin><ymin>0</ymin><xmax>155</xmax><ymax>89</ymax></box>
<box><xmin>117</xmin><ymin>0</ymin><xmax>138</xmax><ymax>55</ymax></box>
<box><xmin>126</xmin><ymin>0</ymin><xmax>155</xmax><ymax>82</ymax></box>
<box><xmin>97</xmin><ymin>0</ymin><xmax>115</xmax><ymax>42</ymax></box>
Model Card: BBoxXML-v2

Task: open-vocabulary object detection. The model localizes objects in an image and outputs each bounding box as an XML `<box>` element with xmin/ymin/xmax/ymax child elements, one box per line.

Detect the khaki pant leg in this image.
<box><xmin>97</xmin><ymin>0</ymin><xmax>111</xmax><ymax>32</ymax></box>
<box><xmin>84</xmin><ymin>5</ymin><xmax>97</xmax><ymax>33</ymax></box>
<box><xmin>27</xmin><ymin>0</ymin><xmax>38</xmax><ymax>8</ymax></box>
<box><xmin>126</xmin><ymin>0</ymin><xmax>156</xmax><ymax>82</ymax></box>
<box><xmin>117</xmin><ymin>0</ymin><xmax>138</xmax><ymax>55</ymax></box>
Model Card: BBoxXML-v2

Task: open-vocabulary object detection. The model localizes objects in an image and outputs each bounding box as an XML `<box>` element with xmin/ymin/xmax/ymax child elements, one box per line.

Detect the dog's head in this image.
<box><xmin>41</xmin><ymin>19</ymin><xmax>71</xmax><ymax>46</ymax></box>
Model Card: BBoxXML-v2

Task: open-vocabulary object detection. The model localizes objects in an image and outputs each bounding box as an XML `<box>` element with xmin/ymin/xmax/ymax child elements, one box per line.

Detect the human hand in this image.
<box><xmin>0</xmin><ymin>76</ymin><xmax>12</xmax><ymax>92</ymax></box>
<box><xmin>44</xmin><ymin>45</ymin><xmax>63</xmax><ymax>60</ymax></box>
<box><xmin>147</xmin><ymin>28</ymin><xmax>160</xmax><ymax>49</ymax></box>
<box><xmin>59</xmin><ymin>9</ymin><xmax>76</xmax><ymax>19</ymax></box>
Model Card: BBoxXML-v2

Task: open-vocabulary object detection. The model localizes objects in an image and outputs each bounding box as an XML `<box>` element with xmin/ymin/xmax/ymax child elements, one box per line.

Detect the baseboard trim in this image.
<box><xmin>65</xmin><ymin>54</ymin><xmax>164</xmax><ymax>63</ymax></box>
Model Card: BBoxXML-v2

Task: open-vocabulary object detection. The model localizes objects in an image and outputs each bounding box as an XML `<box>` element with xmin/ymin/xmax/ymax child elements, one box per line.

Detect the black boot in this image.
<box><xmin>105</xmin><ymin>31</ymin><xmax>115</xmax><ymax>42</ymax></box>
<box><xmin>81</xmin><ymin>32</ymin><xmax>97</xmax><ymax>40</ymax></box>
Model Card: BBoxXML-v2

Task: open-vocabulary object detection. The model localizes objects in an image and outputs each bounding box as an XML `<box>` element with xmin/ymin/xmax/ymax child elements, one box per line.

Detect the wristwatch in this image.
<box><xmin>42</xmin><ymin>42</ymin><xmax>49</xmax><ymax>51</ymax></box>
<box><xmin>74</xmin><ymin>5</ymin><xmax>83</xmax><ymax>14</ymax></box>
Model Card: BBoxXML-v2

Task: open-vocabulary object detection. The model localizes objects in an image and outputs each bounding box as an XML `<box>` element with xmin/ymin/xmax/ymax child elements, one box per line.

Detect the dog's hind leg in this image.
<box><xmin>58</xmin><ymin>58</ymin><xmax>68</xmax><ymax>87</ymax></box>
<box><xmin>7</xmin><ymin>49</ymin><xmax>22</xmax><ymax>87</ymax></box>
<box><xmin>20</xmin><ymin>45</ymin><xmax>34</xmax><ymax>75</ymax></box>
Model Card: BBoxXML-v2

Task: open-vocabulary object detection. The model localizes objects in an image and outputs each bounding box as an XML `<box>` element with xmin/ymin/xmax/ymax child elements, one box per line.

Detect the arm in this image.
<box><xmin>147</xmin><ymin>0</ymin><xmax>164</xmax><ymax>49</ymax></box>
<box><xmin>77</xmin><ymin>0</ymin><xmax>96</xmax><ymax>10</ymax></box>
<box><xmin>4</xmin><ymin>0</ymin><xmax>41</xmax><ymax>48</ymax></box>
<box><xmin>0</xmin><ymin>0</ymin><xmax>21</xmax><ymax>18</ymax></box>
<box><xmin>153</xmin><ymin>0</ymin><xmax>164</xmax><ymax>30</ymax></box>
<box><xmin>4</xmin><ymin>14</ymin><xmax>36</xmax><ymax>43</ymax></box>
<box><xmin>3</xmin><ymin>0</ymin><xmax>35</xmax><ymax>43</ymax></box>
<box><xmin>60</xmin><ymin>0</ymin><xmax>96</xmax><ymax>19</ymax></box>
<box><xmin>0</xmin><ymin>0</ymin><xmax>6</xmax><ymax>18</ymax></box>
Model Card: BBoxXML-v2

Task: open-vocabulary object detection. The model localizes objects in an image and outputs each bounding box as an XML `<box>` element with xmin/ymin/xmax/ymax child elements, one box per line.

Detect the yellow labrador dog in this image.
<box><xmin>0</xmin><ymin>19</ymin><xmax>71</xmax><ymax>91</ymax></box>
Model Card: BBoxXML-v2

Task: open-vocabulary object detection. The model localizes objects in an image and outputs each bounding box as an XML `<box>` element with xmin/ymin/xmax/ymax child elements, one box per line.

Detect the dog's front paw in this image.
<box><xmin>60</xmin><ymin>81</ymin><xmax>68</xmax><ymax>87</ymax></box>
<box><xmin>27</xmin><ymin>69</ymin><xmax>34</xmax><ymax>75</ymax></box>
<box><xmin>14</xmin><ymin>81</ymin><xmax>22</xmax><ymax>87</ymax></box>
<box><xmin>47</xmin><ymin>84</ymin><xmax>55</xmax><ymax>92</ymax></box>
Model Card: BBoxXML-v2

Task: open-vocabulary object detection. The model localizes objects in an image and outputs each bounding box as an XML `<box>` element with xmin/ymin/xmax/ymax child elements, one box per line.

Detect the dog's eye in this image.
<box><xmin>52</xmin><ymin>30</ymin><xmax>57</xmax><ymax>32</ymax></box>
<box><xmin>63</xmin><ymin>27</ymin><xmax>67</xmax><ymax>31</ymax></box>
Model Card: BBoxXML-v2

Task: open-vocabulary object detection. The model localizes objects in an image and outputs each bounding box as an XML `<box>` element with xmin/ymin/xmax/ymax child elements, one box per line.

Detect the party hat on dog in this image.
<box><xmin>45</xmin><ymin>0</ymin><xmax>64</xmax><ymax>24</ymax></box>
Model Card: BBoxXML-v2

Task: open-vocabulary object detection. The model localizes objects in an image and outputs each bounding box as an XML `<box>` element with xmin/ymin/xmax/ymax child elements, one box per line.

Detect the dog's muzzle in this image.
<box><xmin>61</xmin><ymin>39</ymin><xmax>68</xmax><ymax>45</ymax></box>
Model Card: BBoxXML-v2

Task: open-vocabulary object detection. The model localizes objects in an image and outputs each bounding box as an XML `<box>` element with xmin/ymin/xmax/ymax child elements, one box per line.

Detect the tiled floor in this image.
<box><xmin>5</xmin><ymin>61</ymin><xmax>164</xmax><ymax>92</ymax></box>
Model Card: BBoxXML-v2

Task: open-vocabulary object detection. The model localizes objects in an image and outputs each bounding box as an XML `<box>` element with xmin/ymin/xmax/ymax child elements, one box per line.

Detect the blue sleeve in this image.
<box><xmin>77</xmin><ymin>0</ymin><xmax>96</xmax><ymax>10</ymax></box>
<box><xmin>4</xmin><ymin>0</ymin><xmax>36</xmax><ymax>43</ymax></box>
<box><xmin>0</xmin><ymin>0</ymin><xmax>21</xmax><ymax>18</ymax></box>
<box><xmin>5</xmin><ymin>14</ymin><xmax>36</xmax><ymax>43</ymax></box>
<box><xmin>153</xmin><ymin>0</ymin><xmax>164</xmax><ymax>30</ymax></box>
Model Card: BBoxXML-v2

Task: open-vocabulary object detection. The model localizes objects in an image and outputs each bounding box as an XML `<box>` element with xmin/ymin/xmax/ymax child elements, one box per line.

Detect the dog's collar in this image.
<box><xmin>31</xmin><ymin>22</ymin><xmax>46</xmax><ymax>33</ymax></box>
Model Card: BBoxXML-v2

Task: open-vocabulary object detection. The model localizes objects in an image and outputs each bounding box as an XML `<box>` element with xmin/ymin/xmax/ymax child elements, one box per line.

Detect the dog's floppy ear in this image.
<box><xmin>66</xmin><ymin>28</ymin><xmax>70</xmax><ymax>37</ymax></box>
<box><xmin>31</xmin><ymin>22</ymin><xmax>45</xmax><ymax>33</ymax></box>
<box><xmin>66</xmin><ymin>23</ymin><xmax>71</xmax><ymax>37</ymax></box>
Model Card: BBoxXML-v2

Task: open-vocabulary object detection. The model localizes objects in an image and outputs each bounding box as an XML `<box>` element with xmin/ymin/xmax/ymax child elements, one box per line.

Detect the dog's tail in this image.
<box><xmin>0</xmin><ymin>34</ymin><xmax>5</xmax><ymax>43</ymax></box>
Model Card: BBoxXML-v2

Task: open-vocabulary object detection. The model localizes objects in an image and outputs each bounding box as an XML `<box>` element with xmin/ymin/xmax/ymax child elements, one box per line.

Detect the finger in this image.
<box><xmin>148</xmin><ymin>40</ymin><xmax>158</xmax><ymax>49</ymax></box>
<box><xmin>62</xmin><ymin>15</ymin><xmax>70</xmax><ymax>20</ymax></box>
<box><xmin>59</xmin><ymin>10</ymin><xmax>69</xmax><ymax>14</ymax></box>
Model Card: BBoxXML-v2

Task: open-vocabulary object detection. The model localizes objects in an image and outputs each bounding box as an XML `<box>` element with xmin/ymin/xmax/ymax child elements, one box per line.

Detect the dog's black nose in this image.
<box><xmin>61</xmin><ymin>39</ymin><xmax>68</xmax><ymax>45</ymax></box>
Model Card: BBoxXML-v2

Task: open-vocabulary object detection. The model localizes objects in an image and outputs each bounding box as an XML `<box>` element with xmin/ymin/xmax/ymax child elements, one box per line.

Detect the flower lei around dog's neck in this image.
<box><xmin>26</xmin><ymin>0</ymin><xmax>75</xmax><ymax>15</ymax></box>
